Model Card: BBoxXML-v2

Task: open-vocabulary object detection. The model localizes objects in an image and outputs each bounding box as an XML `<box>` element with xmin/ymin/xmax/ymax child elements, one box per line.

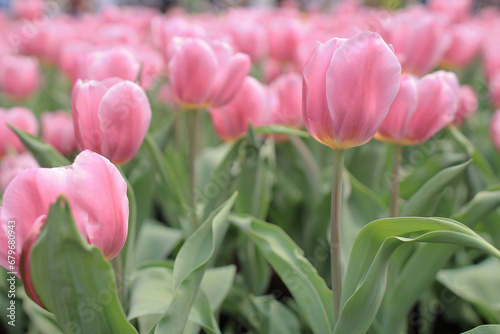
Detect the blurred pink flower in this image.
<box><xmin>0</xmin><ymin>152</ymin><xmax>38</xmax><ymax>192</ymax></box>
<box><xmin>41</xmin><ymin>111</ymin><xmax>77</xmax><ymax>156</ymax></box>
<box><xmin>0</xmin><ymin>55</ymin><xmax>40</xmax><ymax>100</ymax></box>
<box><xmin>490</xmin><ymin>110</ymin><xmax>500</xmax><ymax>153</ymax></box>
<box><xmin>453</xmin><ymin>85</ymin><xmax>478</xmax><ymax>127</ymax></box>
<box><xmin>0</xmin><ymin>107</ymin><xmax>38</xmax><ymax>157</ymax></box>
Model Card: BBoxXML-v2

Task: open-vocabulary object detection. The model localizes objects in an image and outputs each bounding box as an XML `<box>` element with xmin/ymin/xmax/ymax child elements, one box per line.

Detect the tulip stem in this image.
<box><xmin>331</xmin><ymin>149</ymin><xmax>345</xmax><ymax>323</ymax></box>
<box><xmin>123</xmin><ymin>175</ymin><xmax>137</xmax><ymax>310</ymax></box>
<box><xmin>187</xmin><ymin>109</ymin><xmax>200</xmax><ymax>227</ymax></box>
<box><xmin>390</xmin><ymin>144</ymin><xmax>403</xmax><ymax>217</ymax></box>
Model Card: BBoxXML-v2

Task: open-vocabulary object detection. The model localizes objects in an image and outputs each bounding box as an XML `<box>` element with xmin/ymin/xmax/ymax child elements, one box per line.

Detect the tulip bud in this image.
<box><xmin>83</xmin><ymin>47</ymin><xmax>140</xmax><ymax>82</ymax></box>
<box><xmin>0</xmin><ymin>107</ymin><xmax>38</xmax><ymax>157</ymax></box>
<box><xmin>400</xmin><ymin>71</ymin><xmax>459</xmax><ymax>145</ymax></box>
<box><xmin>441</xmin><ymin>23</ymin><xmax>483</xmax><ymax>69</ymax></box>
<box><xmin>72</xmin><ymin>79</ymin><xmax>152</xmax><ymax>164</ymax></box>
<box><xmin>168</xmin><ymin>38</ymin><xmax>251</xmax><ymax>108</ymax></box>
<box><xmin>0</xmin><ymin>55</ymin><xmax>40</xmax><ymax>100</ymax></box>
<box><xmin>0</xmin><ymin>150</ymin><xmax>129</xmax><ymax>306</ymax></box>
<box><xmin>269</xmin><ymin>73</ymin><xmax>303</xmax><ymax>129</ymax></box>
<box><xmin>302</xmin><ymin>32</ymin><xmax>401</xmax><ymax>150</ymax></box>
<box><xmin>490</xmin><ymin>73</ymin><xmax>500</xmax><ymax>109</ymax></box>
<box><xmin>0</xmin><ymin>152</ymin><xmax>38</xmax><ymax>192</ymax></box>
<box><xmin>41</xmin><ymin>111</ymin><xmax>77</xmax><ymax>156</ymax></box>
<box><xmin>453</xmin><ymin>85</ymin><xmax>478</xmax><ymax>127</ymax></box>
<box><xmin>210</xmin><ymin>77</ymin><xmax>269</xmax><ymax>142</ymax></box>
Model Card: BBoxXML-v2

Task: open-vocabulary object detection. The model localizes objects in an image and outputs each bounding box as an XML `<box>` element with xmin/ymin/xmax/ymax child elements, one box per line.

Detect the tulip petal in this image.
<box><xmin>326</xmin><ymin>32</ymin><xmax>401</xmax><ymax>148</ymax></box>
<box><xmin>302</xmin><ymin>38</ymin><xmax>345</xmax><ymax>148</ymax></box>
<box><xmin>210</xmin><ymin>52</ymin><xmax>251</xmax><ymax>107</ymax></box>
<box><xmin>69</xmin><ymin>150</ymin><xmax>128</xmax><ymax>260</ymax></box>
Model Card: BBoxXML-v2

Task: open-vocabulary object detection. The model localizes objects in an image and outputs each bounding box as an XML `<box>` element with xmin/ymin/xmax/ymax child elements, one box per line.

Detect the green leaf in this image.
<box><xmin>8</xmin><ymin>126</ymin><xmax>69</xmax><ymax>167</ymax></box>
<box><xmin>438</xmin><ymin>257</ymin><xmax>500</xmax><ymax>322</ymax></box>
<box><xmin>402</xmin><ymin>160</ymin><xmax>471</xmax><ymax>216</ymax></box>
<box><xmin>128</xmin><ymin>266</ymin><xmax>223</xmax><ymax>334</ymax></box>
<box><xmin>153</xmin><ymin>193</ymin><xmax>237</xmax><ymax>334</ymax></box>
<box><xmin>230</xmin><ymin>214</ymin><xmax>334</xmax><ymax>334</ymax></box>
<box><xmin>30</xmin><ymin>197</ymin><xmax>136</xmax><ymax>334</ymax></box>
<box><xmin>200</xmin><ymin>265</ymin><xmax>236</xmax><ymax>310</ymax></box>
<box><xmin>380</xmin><ymin>185</ymin><xmax>500</xmax><ymax>332</ymax></box>
<box><xmin>462</xmin><ymin>325</ymin><xmax>500</xmax><ymax>334</ymax></box>
<box><xmin>134</xmin><ymin>221</ymin><xmax>183</xmax><ymax>267</ymax></box>
<box><xmin>336</xmin><ymin>217</ymin><xmax>500</xmax><ymax>334</ymax></box>
<box><xmin>249</xmin><ymin>295</ymin><xmax>302</xmax><ymax>334</ymax></box>
<box><xmin>254</xmin><ymin>125</ymin><xmax>310</xmax><ymax>138</ymax></box>
<box><xmin>22</xmin><ymin>291</ymin><xmax>63</xmax><ymax>334</ymax></box>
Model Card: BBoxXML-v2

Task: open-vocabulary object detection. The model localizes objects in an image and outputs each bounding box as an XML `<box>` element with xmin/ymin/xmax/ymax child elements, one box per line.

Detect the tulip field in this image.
<box><xmin>2</xmin><ymin>0</ymin><xmax>500</xmax><ymax>333</ymax></box>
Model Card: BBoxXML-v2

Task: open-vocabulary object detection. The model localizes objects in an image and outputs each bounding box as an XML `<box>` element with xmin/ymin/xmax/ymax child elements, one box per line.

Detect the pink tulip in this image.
<box><xmin>386</xmin><ymin>9</ymin><xmax>450</xmax><ymax>76</ymax></box>
<box><xmin>138</xmin><ymin>49</ymin><xmax>165</xmax><ymax>90</ymax></box>
<box><xmin>302</xmin><ymin>32</ymin><xmax>402</xmax><ymax>150</ymax></box>
<box><xmin>83</xmin><ymin>47</ymin><xmax>140</xmax><ymax>82</ymax></box>
<box><xmin>59</xmin><ymin>41</ymin><xmax>92</xmax><ymax>84</ymax></box>
<box><xmin>269</xmin><ymin>73</ymin><xmax>303</xmax><ymax>128</ymax></box>
<box><xmin>453</xmin><ymin>85</ymin><xmax>478</xmax><ymax>127</ymax></box>
<box><xmin>400</xmin><ymin>71</ymin><xmax>459</xmax><ymax>145</ymax></box>
<box><xmin>0</xmin><ymin>55</ymin><xmax>40</xmax><ymax>100</ymax></box>
<box><xmin>0</xmin><ymin>150</ymin><xmax>128</xmax><ymax>305</ymax></box>
<box><xmin>0</xmin><ymin>152</ymin><xmax>38</xmax><ymax>192</ymax></box>
<box><xmin>483</xmin><ymin>43</ymin><xmax>500</xmax><ymax>82</ymax></box>
<box><xmin>168</xmin><ymin>38</ymin><xmax>251</xmax><ymax>108</ymax></box>
<box><xmin>12</xmin><ymin>0</ymin><xmax>45</xmax><ymax>20</ymax></box>
<box><xmin>226</xmin><ymin>16</ymin><xmax>268</xmax><ymax>62</ymax></box>
<box><xmin>41</xmin><ymin>111</ymin><xmax>77</xmax><ymax>156</ymax></box>
<box><xmin>72</xmin><ymin>79</ymin><xmax>152</xmax><ymax>164</ymax></box>
<box><xmin>266</xmin><ymin>15</ymin><xmax>302</xmax><ymax>62</ymax></box>
<box><xmin>376</xmin><ymin>74</ymin><xmax>418</xmax><ymax>143</ymax></box>
<box><xmin>210</xmin><ymin>77</ymin><xmax>269</xmax><ymax>142</ymax></box>
<box><xmin>0</xmin><ymin>107</ymin><xmax>38</xmax><ymax>157</ymax></box>
<box><xmin>441</xmin><ymin>23</ymin><xmax>483</xmax><ymax>69</ymax></box>
<box><xmin>428</xmin><ymin>0</ymin><xmax>473</xmax><ymax>23</ymax></box>
<box><xmin>490</xmin><ymin>110</ymin><xmax>500</xmax><ymax>153</ymax></box>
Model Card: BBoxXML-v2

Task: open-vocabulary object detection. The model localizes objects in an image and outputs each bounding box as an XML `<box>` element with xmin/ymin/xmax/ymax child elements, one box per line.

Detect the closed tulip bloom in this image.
<box><xmin>270</xmin><ymin>73</ymin><xmax>303</xmax><ymax>128</ymax></box>
<box><xmin>483</xmin><ymin>43</ymin><xmax>500</xmax><ymax>81</ymax></box>
<box><xmin>227</xmin><ymin>18</ymin><xmax>268</xmax><ymax>62</ymax></box>
<box><xmin>428</xmin><ymin>0</ymin><xmax>473</xmax><ymax>23</ymax></box>
<box><xmin>376</xmin><ymin>74</ymin><xmax>418</xmax><ymax>143</ymax></box>
<box><xmin>210</xmin><ymin>77</ymin><xmax>269</xmax><ymax>142</ymax></box>
<box><xmin>0</xmin><ymin>107</ymin><xmax>38</xmax><ymax>157</ymax></box>
<box><xmin>302</xmin><ymin>32</ymin><xmax>402</xmax><ymax>150</ymax></box>
<box><xmin>168</xmin><ymin>38</ymin><xmax>251</xmax><ymax>108</ymax></box>
<box><xmin>0</xmin><ymin>150</ymin><xmax>128</xmax><ymax>305</ymax></box>
<box><xmin>453</xmin><ymin>85</ymin><xmax>478</xmax><ymax>126</ymax></box>
<box><xmin>0</xmin><ymin>55</ymin><xmax>41</xmax><ymax>100</ymax></box>
<box><xmin>41</xmin><ymin>111</ymin><xmax>77</xmax><ymax>155</ymax></box>
<box><xmin>72</xmin><ymin>79</ymin><xmax>152</xmax><ymax>164</ymax></box>
<box><xmin>490</xmin><ymin>110</ymin><xmax>500</xmax><ymax>153</ymax></box>
<box><xmin>83</xmin><ymin>47</ymin><xmax>140</xmax><ymax>82</ymax></box>
<box><xmin>267</xmin><ymin>15</ymin><xmax>302</xmax><ymax>62</ymax></box>
<box><xmin>400</xmin><ymin>71</ymin><xmax>459</xmax><ymax>145</ymax></box>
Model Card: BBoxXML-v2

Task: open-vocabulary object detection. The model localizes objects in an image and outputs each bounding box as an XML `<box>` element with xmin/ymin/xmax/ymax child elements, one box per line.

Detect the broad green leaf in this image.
<box><xmin>336</xmin><ymin>217</ymin><xmax>500</xmax><ymax>334</ymax></box>
<box><xmin>9</xmin><ymin>126</ymin><xmax>69</xmax><ymax>167</ymax></box>
<box><xmin>153</xmin><ymin>193</ymin><xmax>237</xmax><ymax>334</ymax></box>
<box><xmin>22</xmin><ymin>291</ymin><xmax>63</xmax><ymax>334</ymax></box>
<box><xmin>200</xmin><ymin>265</ymin><xmax>236</xmax><ymax>310</ymax></box>
<box><xmin>381</xmin><ymin>186</ymin><xmax>500</xmax><ymax>332</ymax></box>
<box><xmin>438</xmin><ymin>257</ymin><xmax>500</xmax><ymax>322</ymax></box>
<box><xmin>128</xmin><ymin>267</ymin><xmax>220</xmax><ymax>334</ymax></box>
<box><xmin>238</xmin><ymin>237</ymin><xmax>271</xmax><ymax>295</ymax></box>
<box><xmin>230</xmin><ymin>214</ymin><xmax>334</xmax><ymax>334</ymax></box>
<box><xmin>30</xmin><ymin>197</ymin><xmax>136</xmax><ymax>334</ymax></box>
<box><xmin>250</xmin><ymin>295</ymin><xmax>302</xmax><ymax>334</ymax></box>
<box><xmin>134</xmin><ymin>221</ymin><xmax>183</xmax><ymax>267</ymax></box>
<box><xmin>401</xmin><ymin>160</ymin><xmax>471</xmax><ymax>216</ymax></box>
<box><xmin>463</xmin><ymin>325</ymin><xmax>500</xmax><ymax>334</ymax></box>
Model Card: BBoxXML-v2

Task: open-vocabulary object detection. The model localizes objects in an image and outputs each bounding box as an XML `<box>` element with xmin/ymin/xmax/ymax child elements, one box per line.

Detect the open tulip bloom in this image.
<box><xmin>2</xmin><ymin>3</ymin><xmax>500</xmax><ymax>334</ymax></box>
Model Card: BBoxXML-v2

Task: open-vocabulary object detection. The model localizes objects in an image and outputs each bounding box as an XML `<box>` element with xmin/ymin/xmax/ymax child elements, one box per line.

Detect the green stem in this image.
<box><xmin>121</xmin><ymin>172</ymin><xmax>137</xmax><ymax>310</ymax></box>
<box><xmin>390</xmin><ymin>144</ymin><xmax>403</xmax><ymax>217</ymax></box>
<box><xmin>331</xmin><ymin>149</ymin><xmax>345</xmax><ymax>322</ymax></box>
<box><xmin>187</xmin><ymin>109</ymin><xmax>200</xmax><ymax>227</ymax></box>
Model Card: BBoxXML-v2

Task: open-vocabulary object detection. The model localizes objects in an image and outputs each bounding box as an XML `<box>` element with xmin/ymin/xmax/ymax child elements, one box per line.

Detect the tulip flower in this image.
<box><xmin>490</xmin><ymin>110</ymin><xmax>500</xmax><ymax>153</ymax></box>
<box><xmin>226</xmin><ymin>16</ymin><xmax>268</xmax><ymax>62</ymax></box>
<box><xmin>400</xmin><ymin>71</ymin><xmax>459</xmax><ymax>145</ymax></box>
<box><xmin>441</xmin><ymin>23</ymin><xmax>483</xmax><ymax>69</ymax></box>
<box><xmin>41</xmin><ymin>111</ymin><xmax>77</xmax><ymax>156</ymax></box>
<box><xmin>72</xmin><ymin>78</ymin><xmax>152</xmax><ymax>165</ymax></box>
<box><xmin>0</xmin><ymin>152</ymin><xmax>38</xmax><ymax>192</ymax></box>
<box><xmin>266</xmin><ymin>15</ymin><xmax>302</xmax><ymax>63</ymax></box>
<box><xmin>0</xmin><ymin>107</ymin><xmax>38</xmax><ymax>158</ymax></box>
<box><xmin>0</xmin><ymin>55</ymin><xmax>41</xmax><ymax>100</ymax></box>
<box><xmin>12</xmin><ymin>0</ymin><xmax>45</xmax><ymax>20</ymax></box>
<box><xmin>0</xmin><ymin>150</ymin><xmax>128</xmax><ymax>306</ymax></box>
<box><xmin>210</xmin><ymin>77</ymin><xmax>269</xmax><ymax>142</ymax></box>
<box><xmin>168</xmin><ymin>38</ymin><xmax>251</xmax><ymax>109</ymax></box>
<box><xmin>490</xmin><ymin>73</ymin><xmax>500</xmax><ymax>109</ymax></box>
<box><xmin>83</xmin><ymin>47</ymin><xmax>140</xmax><ymax>82</ymax></box>
<box><xmin>453</xmin><ymin>85</ymin><xmax>478</xmax><ymax>127</ymax></box>
<box><xmin>428</xmin><ymin>0</ymin><xmax>473</xmax><ymax>23</ymax></box>
<box><xmin>302</xmin><ymin>31</ymin><xmax>401</xmax><ymax>321</ymax></box>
